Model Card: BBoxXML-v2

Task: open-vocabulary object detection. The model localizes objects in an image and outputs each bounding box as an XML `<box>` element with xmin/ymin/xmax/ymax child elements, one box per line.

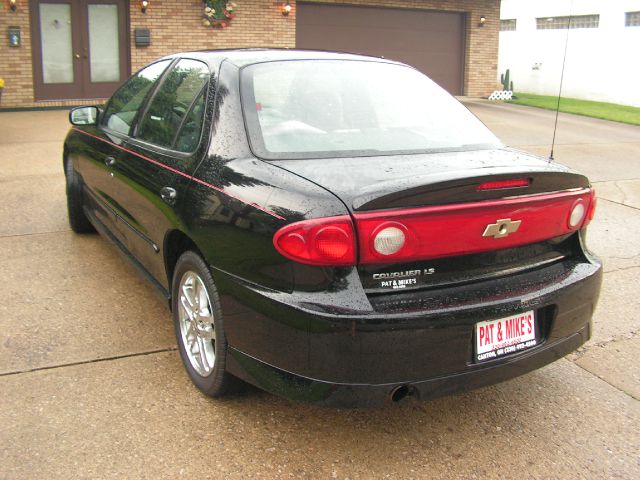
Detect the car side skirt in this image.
<box><xmin>84</xmin><ymin>205</ymin><xmax>171</xmax><ymax>305</ymax></box>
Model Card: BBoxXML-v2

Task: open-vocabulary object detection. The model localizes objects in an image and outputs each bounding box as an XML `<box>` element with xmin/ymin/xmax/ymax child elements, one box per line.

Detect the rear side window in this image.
<box><xmin>137</xmin><ymin>59</ymin><xmax>209</xmax><ymax>151</ymax></box>
<box><xmin>174</xmin><ymin>89</ymin><xmax>206</xmax><ymax>153</ymax></box>
<box><xmin>103</xmin><ymin>60</ymin><xmax>171</xmax><ymax>136</ymax></box>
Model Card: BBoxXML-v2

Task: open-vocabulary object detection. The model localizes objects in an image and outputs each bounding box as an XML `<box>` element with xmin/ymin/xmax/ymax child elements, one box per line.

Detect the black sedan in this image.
<box><xmin>64</xmin><ymin>49</ymin><xmax>602</xmax><ymax>407</ymax></box>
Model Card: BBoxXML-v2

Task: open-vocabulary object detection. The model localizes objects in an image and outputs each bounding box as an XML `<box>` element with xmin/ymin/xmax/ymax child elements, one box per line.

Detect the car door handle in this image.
<box><xmin>104</xmin><ymin>156</ymin><xmax>116</xmax><ymax>167</ymax></box>
<box><xmin>160</xmin><ymin>186</ymin><xmax>177</xmax><ymax>204</ymax></box>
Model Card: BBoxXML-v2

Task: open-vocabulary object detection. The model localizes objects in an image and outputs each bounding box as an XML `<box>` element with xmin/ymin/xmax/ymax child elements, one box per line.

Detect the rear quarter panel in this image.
<box><xmin>182</xmin><ymin>61</ymin><xmax>353</xmax><ymax>364</ymax></box>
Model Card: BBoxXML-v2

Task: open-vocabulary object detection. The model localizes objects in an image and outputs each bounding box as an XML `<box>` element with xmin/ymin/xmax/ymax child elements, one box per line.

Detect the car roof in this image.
<box><xmin>159</xmin><ymin>48</ymin><xmax>404</xmax><ymax>69</ymax></box>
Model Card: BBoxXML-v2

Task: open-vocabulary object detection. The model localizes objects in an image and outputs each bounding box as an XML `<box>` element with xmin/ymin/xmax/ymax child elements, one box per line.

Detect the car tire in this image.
<box><xmin>172</xmin><ymin>251</ymin><xmax>237</xmax><ymax>397</ymax></box>
<box><xmin>64</xmin><ymin>159</ymin><xmax>95</xmax><ymax>234</ymax></box>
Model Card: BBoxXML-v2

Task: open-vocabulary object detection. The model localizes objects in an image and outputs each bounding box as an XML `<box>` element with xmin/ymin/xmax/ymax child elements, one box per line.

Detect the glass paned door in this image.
<box><xmin>88</xmin><ymin>4</ymin><xmax>120</xmax><ymax>83</ymax></box>
<box><xmin>39</xmin><ymin>3</ymin><xmax>74</xmax><ymax>84</ymax></box>
<box><xmin>31</xmin><ymin>0</ymin><xmax>129</xmax><ymax>101</ymax></box>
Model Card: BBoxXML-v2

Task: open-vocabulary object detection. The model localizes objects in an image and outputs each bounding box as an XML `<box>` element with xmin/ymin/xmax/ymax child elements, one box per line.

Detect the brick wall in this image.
<box><xmin>1</xmin><ymin>2</ymin><xmax>34</xmax><ymax>108</ymax></box>
<box><xmin>0</xmin><ymin>0</ymin><xmax>499</xmax><ymax>109</ymax></box>
<box><xmin>129</xmin><ymin>1</ymin><xmax>295</xmax><ymax>72</ymax></box>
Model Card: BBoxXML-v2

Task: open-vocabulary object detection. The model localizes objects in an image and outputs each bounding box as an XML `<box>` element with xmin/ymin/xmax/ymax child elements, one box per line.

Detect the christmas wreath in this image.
<box><xmin>202</xmin><ymin>1</ymin><xmax>237</xmax><ymax>29</ymax></box>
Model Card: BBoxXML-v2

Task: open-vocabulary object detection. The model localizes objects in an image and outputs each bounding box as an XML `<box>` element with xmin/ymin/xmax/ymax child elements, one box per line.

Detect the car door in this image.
<box><xmin>79</xmin><ymin>59</ymin><xmax>173</xmax><ymax>244</ymax></box>
<box><xmin>73</xmin><ymin>123</ymin><xmax>125</xmax><ymax>242</ymax></box>
<box><xmin>107</xmin><ymin>58</ymin><xmax>212</xmax><ymax>288</ymax></box>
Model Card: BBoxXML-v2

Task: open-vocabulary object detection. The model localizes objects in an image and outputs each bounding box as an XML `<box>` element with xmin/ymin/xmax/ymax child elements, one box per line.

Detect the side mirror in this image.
<box><xmin>69</xmin><ymin>106</ymin><xmax>99</xmax><ymax>126</ymax></box>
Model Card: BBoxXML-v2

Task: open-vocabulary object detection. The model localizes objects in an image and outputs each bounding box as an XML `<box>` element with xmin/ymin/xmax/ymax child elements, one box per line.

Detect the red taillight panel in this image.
<box><xmin>274</xmin><ymin>189</ymin><xmax>595</xmax><ymax>266</ymax></box>
<box><xmin>355</xmin><ymin>188</ymin><xmax>595</xmax><ymax>265</ymax></box>
<box><xmin>273</xmin><ymin>215</ymin><xmax>356</xmax><ymax>266</ymax></box>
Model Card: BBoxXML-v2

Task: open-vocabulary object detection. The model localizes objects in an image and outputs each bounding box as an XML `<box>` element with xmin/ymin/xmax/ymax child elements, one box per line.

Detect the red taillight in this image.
<box><xmin>315</xmin><ymin>226</ymin><xmax>351</xmax><ymax>260</ymax></box>
<box><xmin>273</xmin><ymin>216</ymin><xmax>356</xmax><ymax>266</ymax></box>
<box><xmin>584</xmin><ymin>189</ymin><xmax>597</xmax><ymax>226</ymax></box>
<box><xmin>476</xmin><ymin>178</ymin><xmax>530</xmax><ymax>191</ymax></box>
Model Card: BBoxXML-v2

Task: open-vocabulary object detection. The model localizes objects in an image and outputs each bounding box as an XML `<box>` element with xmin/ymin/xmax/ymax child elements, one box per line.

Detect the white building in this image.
<box><xmin>499</xmin><ymin>0</ymin><xmax>640</xmax><ymax>107</ymax></box>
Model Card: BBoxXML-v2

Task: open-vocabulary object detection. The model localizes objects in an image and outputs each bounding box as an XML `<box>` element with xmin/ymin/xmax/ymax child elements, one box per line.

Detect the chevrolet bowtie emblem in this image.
<box><xmin>482</xmin><ymin>218</ymin><xmax>522</xmax><ymax>239</ymax></box>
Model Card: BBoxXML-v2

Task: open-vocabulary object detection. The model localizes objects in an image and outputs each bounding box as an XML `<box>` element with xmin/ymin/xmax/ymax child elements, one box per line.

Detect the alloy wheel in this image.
<box><xmin>177</xmin><ymin>270</ymin><xmax>216</xmax><ymax>376</ymax></box>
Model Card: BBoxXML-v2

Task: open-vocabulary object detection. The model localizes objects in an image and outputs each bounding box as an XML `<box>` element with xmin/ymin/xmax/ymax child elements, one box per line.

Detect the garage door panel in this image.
<box><xmin>296</xmin><ymin>2</ymin><xmax>465</xmax><ymax>94</ymax></box>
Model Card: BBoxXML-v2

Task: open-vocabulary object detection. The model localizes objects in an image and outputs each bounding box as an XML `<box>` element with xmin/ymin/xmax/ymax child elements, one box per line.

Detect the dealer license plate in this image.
<box><xmin>475</xmin><ymin>310</ymin><xmax>537</xmax><ymax>362</ymax></box>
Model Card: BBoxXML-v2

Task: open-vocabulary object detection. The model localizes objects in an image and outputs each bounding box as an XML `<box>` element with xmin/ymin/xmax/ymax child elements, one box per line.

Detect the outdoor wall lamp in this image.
<box><xmin>141</xmin><ymin>0</ymin><xmax>148</xmax><ymax>14</ymax></box>
<box><xmin>282</xmin><ymin>1</ymin><xmax>292</xmax><ymax>17</ymax></box>
<box><xmin>9</xmin><ymin>0</ymin><xmax>17</xmax><ymax>12</ymax></box>
<box><xmin>479</xmin><ymin>15</ymin><xmax>487</xmax><ymax>27</ymax></box>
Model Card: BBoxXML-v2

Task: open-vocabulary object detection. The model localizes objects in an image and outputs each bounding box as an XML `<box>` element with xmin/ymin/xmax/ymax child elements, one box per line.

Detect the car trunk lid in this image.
<box><xmin>272</xmin><ymin>148</ymin><xmax>593</xmax><ymax>296</ymax></box>
<box><xmin>272</xmin><ymin>148</ymin><xmax>590</xmax><ymax>211</ymax></box>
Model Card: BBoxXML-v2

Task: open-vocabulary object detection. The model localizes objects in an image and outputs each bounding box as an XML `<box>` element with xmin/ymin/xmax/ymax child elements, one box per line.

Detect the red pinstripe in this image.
<box><xmin>71</xmin><ymin>127</ymin><xmax>286</xmax><ymax>221</ymax></box>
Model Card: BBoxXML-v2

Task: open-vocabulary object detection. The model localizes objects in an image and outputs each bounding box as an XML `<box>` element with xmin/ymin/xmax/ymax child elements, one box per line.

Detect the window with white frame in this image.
<box><xmin>626</xmin><ymin>11</ymin><xmax>640</xmax><ymax>26</ymax></box>
<box><xmin>500</xmin><ymin>19</ymin><xmax>517</xmax><ymax>31</ymax></box>
<box><xmin>536</xmin><ymin>14</ymin><xmax>599</xmax><ymax>30</ymax></box>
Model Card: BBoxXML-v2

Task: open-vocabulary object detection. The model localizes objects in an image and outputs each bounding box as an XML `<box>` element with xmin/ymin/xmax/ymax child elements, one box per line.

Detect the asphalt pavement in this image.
<box><xmin>1</xmin><ymin>101</ymin><xmax>638</xmax><ymax>479</ymax></box>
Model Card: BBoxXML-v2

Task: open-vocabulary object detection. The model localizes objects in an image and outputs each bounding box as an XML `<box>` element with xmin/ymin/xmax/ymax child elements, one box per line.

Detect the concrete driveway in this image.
<box><xmin>1</xmin><ymin>102</ymin><xmax>639</xmax><ymax>479</ymax></box>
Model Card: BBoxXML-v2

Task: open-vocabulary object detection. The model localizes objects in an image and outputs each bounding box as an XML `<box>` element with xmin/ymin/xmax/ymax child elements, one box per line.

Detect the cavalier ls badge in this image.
<box><xmin>374</xmin><ymin>268</ymin><xmax>435</xmax><ymax>290</ymax></box>
<box><xmin>482</xmin><ymin>218</ymin><xmax>522</xmax><ymax>239</ymax></box>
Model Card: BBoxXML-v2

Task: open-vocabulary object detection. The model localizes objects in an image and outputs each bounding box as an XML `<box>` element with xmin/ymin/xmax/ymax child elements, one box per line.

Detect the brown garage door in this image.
<box><xmin>296</xmin><ymin>3</ymin><xmax>465</xmax><ymax>95</ymax></box>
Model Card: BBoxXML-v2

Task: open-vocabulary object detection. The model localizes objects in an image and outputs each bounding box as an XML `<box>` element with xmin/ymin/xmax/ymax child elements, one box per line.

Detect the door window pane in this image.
<box><xmin>174</xmin><ymin>89</ymin><xmax>206</xmax><ymax>153</ymax></box>
<box><xmin>39</xmin><ymin>3</ymin><xmax>74</xmax><ymax>84</ymax></box>
<box><xmin>137</xmin><ymin>60</ymin><xmax>210</xmax><ymax>149</ymax></box>
<box><xmin>88</xmin><ymin>4</ymin><xmax>120</xmax><ymax>82</ymax></box>
<box><xmin>103</xmin><ymin>60</ymin><xmax>171</xmax><ymax>136</ymax></box>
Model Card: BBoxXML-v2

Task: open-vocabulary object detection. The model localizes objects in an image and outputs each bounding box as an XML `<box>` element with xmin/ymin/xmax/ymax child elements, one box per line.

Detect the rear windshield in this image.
<box><xmin>240</xmin><ymin>60</ymin><xmax>501</xmax><ymax>160</ymax></box>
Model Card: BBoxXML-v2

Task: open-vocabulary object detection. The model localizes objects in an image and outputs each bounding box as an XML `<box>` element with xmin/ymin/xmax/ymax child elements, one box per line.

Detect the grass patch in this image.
<box><xmin>508</xmin><ymin>92</ymin><xmax>640</xmax><ymax>126</ymax></box>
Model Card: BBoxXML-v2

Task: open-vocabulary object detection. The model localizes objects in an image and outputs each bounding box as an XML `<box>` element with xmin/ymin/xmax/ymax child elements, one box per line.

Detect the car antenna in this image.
<box><xmin>550</xmin><ymin>0</ymin><xmax>574</xmax><ymax>162</ymax></box>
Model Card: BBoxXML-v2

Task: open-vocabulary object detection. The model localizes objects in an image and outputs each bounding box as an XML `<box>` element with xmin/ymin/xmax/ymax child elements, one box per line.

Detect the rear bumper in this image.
<box><xmin>227</xmin><ymin>324</ymin><xmax>590</xmax><ymax>408</ymax></box>
<box><xmin>218</xmin><ymin>257</ymin><xmax>602</xmax><ymax>407</ymax></box>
